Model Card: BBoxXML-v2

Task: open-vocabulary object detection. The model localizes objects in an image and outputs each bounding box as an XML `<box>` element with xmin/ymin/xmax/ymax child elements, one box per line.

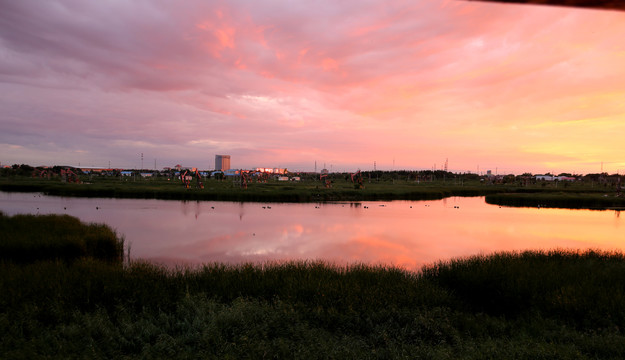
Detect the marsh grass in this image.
<box><xmin>3</xmin><ymin>248</ymin><xmax>625</xmax><ymax>357</ymax></box>
<box><xmin>421</xmin><ymin>250</ymin><xmax>625</xmax><ymax>327</ymax></box>
<box><xmin>0</xmin><ymin>176</ymin><xmax>598</xmax><ymax>203</ymax></box>
<box><xmin>0</xmin><ymin>177</ymin><xmax>470</xmax><ymax>202</ymax></box>
<box><xmin>3</xmin><ymin>213</ymin><xmax>625</xmax><ymax>357</ymax></box>
<box><xmin>0</xmin><ymin>212</ymin><xmax>124</xmax><ymax>263</ymax></box>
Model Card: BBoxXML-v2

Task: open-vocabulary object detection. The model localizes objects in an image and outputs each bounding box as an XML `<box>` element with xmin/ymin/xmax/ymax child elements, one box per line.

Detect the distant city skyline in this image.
<box><xmin>3</xmin><ymin>160</ymin><xmax>619</xmax><ymax>176</ymax></box>
<box><xmin>1</xmin><ymin>1</ymin><xmax>624</xmax><ymax>175</ymax></box>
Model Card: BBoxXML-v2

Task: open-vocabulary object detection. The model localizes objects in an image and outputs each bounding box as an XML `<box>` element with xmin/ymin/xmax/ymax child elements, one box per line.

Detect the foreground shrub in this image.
<box><xmin>0</xmin><ymin>212</ymin><xmax>124</xmax><ymax>263</ymax></box>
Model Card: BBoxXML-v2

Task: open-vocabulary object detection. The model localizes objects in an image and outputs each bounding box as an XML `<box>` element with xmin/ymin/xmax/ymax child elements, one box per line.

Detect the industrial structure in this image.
<box><xmin>215</xmin><ymin>155</ymin><xmax>231</xmax><ymax>171</ymax></box>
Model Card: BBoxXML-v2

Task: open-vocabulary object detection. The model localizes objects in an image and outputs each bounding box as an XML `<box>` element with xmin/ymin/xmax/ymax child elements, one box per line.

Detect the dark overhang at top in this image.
<box><xmin>468</xmin><ymin>0</ymin><xmax>625</xmax><ymax>11</ymax></box>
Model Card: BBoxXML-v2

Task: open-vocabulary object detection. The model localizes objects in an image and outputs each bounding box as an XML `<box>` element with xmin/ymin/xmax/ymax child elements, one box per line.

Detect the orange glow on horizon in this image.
<box><xmin>1</xmin><ymin>2</ymin><xmax>625</xmax><ymax>173</ymax></box>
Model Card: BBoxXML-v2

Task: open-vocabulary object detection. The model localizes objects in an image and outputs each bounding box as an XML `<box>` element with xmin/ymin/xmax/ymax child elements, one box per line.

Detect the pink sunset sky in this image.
<box><xmin>1</xmin><ymin>1</ymin><xmax>624</xmax><ymax>174</ymax></box>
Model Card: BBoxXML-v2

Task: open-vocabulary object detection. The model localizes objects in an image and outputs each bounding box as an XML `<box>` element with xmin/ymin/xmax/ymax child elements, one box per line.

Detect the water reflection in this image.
<box><xmin>0</xmin><ymin>192</ymin><xmax>622</xmax><ymax>270</ymax></box>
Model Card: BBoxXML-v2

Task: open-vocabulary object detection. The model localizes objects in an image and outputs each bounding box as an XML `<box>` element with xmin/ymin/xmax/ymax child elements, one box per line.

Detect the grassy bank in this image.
<box><xmin>2</xmin><ymin>214</ymin><xmax>625</xmax><ymax>358</ymax></box>
<box><xmin>4</xmin><ymin>251</ymin><xmax>625</xmax><ymax>358</ymax></box>
<box><xmin>0</xmin><ymin>212</ymin><xmax>124</xmax><ymax>263</ymax></box>
<box><xmin>0</xmin><ymin>176</ymin><xmax>497</xmax><ymax>202</ymax></box>
<box><xmin>2</xmin><ymin>176</ymin><xmax>620</xmax><ymax>209</ymax></box>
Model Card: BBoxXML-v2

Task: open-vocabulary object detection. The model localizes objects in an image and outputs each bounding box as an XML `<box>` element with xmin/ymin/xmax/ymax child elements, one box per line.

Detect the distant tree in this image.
<box><xmin>462</xmin><ymin>173</ymin><xmax>481</xmax><ymax>181</ymax></box>
<box><xmin>502</xmin><ymin>174</ymin><xmax>515</xmax><ymax>183</ymax></box>
<box><xmin>583</xmin><ymin>173</ymin><xmax>602</xmax><ymax>182</ymax></box>
<box><xmin>12</xmin><ymin>164</ymin><xmax>35</xmax><ymax>177</ymax></box>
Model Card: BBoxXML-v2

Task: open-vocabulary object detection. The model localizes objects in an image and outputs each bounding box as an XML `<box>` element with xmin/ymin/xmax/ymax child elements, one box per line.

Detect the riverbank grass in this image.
<box><xmin>0</xmin><ymin>212</ymin><xmax>124</xmax><ymax>263</ymax></box>
<box><xmin>3</xmin><ymin>175</ymin><xmax>624</xmax><ymax>209</ymax></box>
<box><xmin>2</xmin><ymin>214</ymin><xmax>625</xmax><ymax>357</ymax></box>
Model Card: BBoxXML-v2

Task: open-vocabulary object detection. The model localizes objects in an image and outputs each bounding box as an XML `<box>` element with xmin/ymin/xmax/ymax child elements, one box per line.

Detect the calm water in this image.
<box><xmin>1</xmin><ymin>191</ymin><xmax>622</xmax><ymax>269</ymax></box>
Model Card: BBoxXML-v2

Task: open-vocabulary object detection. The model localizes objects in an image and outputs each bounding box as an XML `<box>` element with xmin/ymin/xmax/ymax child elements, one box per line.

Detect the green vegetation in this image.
<box><xmin>2</xmin><ymin>213</ymin><xmax>625</xmax><ymax>358</ymax></box>
<box><xmin>2</xmin><ymin>171</ymin><xmax>624</xmax><ymax>209</ymax></box>
<box><xmin>0</xmin><ymin>174</ymin><xmax>496</xmax><ymax>202</ymax></box>
<box><xmin>0</xmin><ymin>212</ymin><xmax>124</xmax><ymax>263</ymax></box>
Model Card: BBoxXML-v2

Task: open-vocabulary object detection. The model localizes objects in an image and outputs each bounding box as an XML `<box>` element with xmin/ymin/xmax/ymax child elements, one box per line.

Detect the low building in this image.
<box><xmin>255</xmin><ymin>167</ymin><xmax>287</xmax><ymax>175</ymax></box>
<box><xmin>535</xmin><ymin>175</ymin><xmax>555</xmax><ymax>181</ymax></box>
<box><xmin>535</xmin><ymin>175</ymin><xmax>576</xmax><ymax>181</ymax></box>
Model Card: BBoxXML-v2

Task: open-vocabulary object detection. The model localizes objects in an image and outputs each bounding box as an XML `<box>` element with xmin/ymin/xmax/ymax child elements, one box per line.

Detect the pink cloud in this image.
<box><xmin>1</xmin><ymin>1</ymin><xmax>624</xmax><ymax>173</ymax></box>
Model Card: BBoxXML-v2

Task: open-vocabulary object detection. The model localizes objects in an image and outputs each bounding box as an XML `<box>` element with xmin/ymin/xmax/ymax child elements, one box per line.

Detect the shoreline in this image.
<box><xmin>2</xmin><ymin>179</ymin><xmax>625</xmax><ymax>210</ymax></box>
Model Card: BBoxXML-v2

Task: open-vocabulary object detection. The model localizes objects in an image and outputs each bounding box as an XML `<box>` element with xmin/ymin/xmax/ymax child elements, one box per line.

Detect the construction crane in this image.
<box><xmin>32</xmin><ymin>168</ymin><xmax>51</xmax><ymax>179</ymax></box>
<box><xmin>350</xmin><ymin>170</ymin><xmax>364</xmax><ymax>189</ymax></box>
<box><xmin>181</xmin><ymin>169</ymin><xmax>204</xmax><ymax>189</ymax></box>
<box><xmin>60</xmin><ymin>168</ymin><xmax>80</xmax><ymax>183</ymax></box>
<box><xmin>320</xmin><ymin>174</ymin><xmax>332</xmax><ymax>188</ymax></box>
<box><xmin>240</xmin><ymin>171</ymin><xmax>251</xmax><ymax>189</ymax></box>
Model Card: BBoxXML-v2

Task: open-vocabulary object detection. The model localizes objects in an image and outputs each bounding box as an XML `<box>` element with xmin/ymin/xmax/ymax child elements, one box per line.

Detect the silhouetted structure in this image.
<box><xmin>215</xmin><ymin>155</ymin><xmax>231</xmax><ymax>171</ymax></box>
<box><xmin>469</xmin><ymin>0</ymin><xmax>625</xmax><ymax>11</ymax></box>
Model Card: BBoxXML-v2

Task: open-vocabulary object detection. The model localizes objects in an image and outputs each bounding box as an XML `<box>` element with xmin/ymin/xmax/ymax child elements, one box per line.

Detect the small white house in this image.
<box><xmin>535</xmin><ymin>175</ymin><xmax>554</xmax><ymax>181</ymax></box>
<box><xmin>535</xmin><ymin>175</ymin><xmax>576</xmax><ymax>181</ymax></box>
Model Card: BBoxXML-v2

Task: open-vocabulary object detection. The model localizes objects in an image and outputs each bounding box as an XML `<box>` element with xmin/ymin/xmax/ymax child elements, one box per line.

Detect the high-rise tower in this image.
<box><xmin>215</xmin><ymin>155</ymin><xmax>231</xmax><ymax>171</ymax></box>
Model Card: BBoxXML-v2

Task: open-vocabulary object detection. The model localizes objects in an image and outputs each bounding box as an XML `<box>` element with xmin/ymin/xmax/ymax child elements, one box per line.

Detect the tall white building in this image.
<box><xmin>215</xmin><ymin>155</ymin><xmax>231</xmax><ymax>171</ymax></box>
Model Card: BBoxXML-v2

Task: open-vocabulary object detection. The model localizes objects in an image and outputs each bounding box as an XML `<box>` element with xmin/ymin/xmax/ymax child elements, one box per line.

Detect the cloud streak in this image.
<box><xmin>1</xmin><ymin>0</ymin><xmax>624</xmax><ymax>173</ymax></box>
